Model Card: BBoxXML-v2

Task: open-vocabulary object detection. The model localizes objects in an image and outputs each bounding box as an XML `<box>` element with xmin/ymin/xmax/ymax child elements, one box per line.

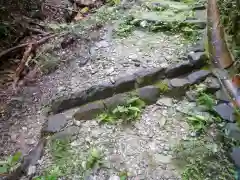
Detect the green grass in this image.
<box><xmin>0</xmin><ymin>152</ymin><xmax>21</xmax><ymax>174</ymax></box>
<box><xmin>173</xmin><ymin>138</ymin><xmax>235</xmax><ymax>180</ymax></box>
<box><xmin>97</xmin><ymin>97</ymin><xmax>145</xmax><ymax>124</ymax></box>
<box><xmin>34</xmin><ymin>139</ymin><xmax>103</xmax><ymax>179</ymax></box>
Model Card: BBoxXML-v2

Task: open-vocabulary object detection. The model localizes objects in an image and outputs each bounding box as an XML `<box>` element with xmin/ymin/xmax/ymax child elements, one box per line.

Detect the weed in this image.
<box><xmin>0</xmin><ymin>152</ymin><xmax>21</xmax><ymax>174</ymax></box>
<box><xmin>114</xmin><ymin>22</ymin><xmax>134</xmax><ymax>37</ymax></box>
<box><xmin>85</xmin><ymin>148</ymin><xmax>102</xmax><ymax>170</ymax></box>
<box><xmin>186</xmin><ymin>114</ymin><xmax>209</xmax><ymax>132</ymax></box>
<box><xmin>197</xmin><ymin>92</ymin><xmax>216</xmax><ymax>111</ymax></box>
<box><xmin>97</xmin><ymin>97</ymin><xmax>145</xmax><ymax>124</ymax></box>
<box><xmin>173</xmin><ymin>138</ymin><xmax>235</xmax><ymax>180</ymax></box>
<box><xmin>118</xmin><ymin>170</ymin><xmax>128</xmax><ymax>180</ymax></box>
<box><xmin>155</xmin><ymin>81</ymin><xmax>169</xmax><ymax>93</ymax></box>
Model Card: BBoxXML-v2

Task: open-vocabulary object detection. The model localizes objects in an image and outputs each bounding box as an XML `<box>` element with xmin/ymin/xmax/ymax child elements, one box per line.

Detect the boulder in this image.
<box><xmin>73</xmin><ymin>101</ymin><xmax>105</xmax><ymax>120</ymax></box>
<box><xmin>214</xmin><ymin>103</ymin><xmax>235</xmax><ymax>122</ymax></box>
<box><xmin>231</xmin><ymin>147</ymin><xmax>240</xmax><ymax>168</ymax></box>
<box><xmin>170</xmin><ymin>78</ymin><xmax>190</xmax><ymax>88</ymax></box>
<box><xmin>165</xmin><ymin>61</ymin><xmax>193</xmax><ymax>78</ymax></box>
<box><xmin>188</xmin><ymin>51</ymin><xmax>207</xmax><ymax>69</ymax></box>
<box><xmin>43</xmin><ymin>114</ymin><xmax>68</xmax><ymax>133</ymax></box>
<box><xmin>137</xmin><ymin>86</ymin><xmax>160</xmax><ymax>104</ymax></box>
<box><xmin>187</xmin><ymin>70</ymin><xmax>210</xmax><ymax>84</ymax></box>
<box><xmin>134</xmin><ymin>67</ymin><xmax>165</xmax><ymax>86</ymax></box>
<box><xmin>225</xmin><ymin>123</ymin><xmax>240</xmax><ymax>141</ymax></box>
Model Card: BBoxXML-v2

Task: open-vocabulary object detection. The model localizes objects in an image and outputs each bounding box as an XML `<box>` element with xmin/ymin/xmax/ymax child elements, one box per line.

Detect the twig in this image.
<box><xmin>44</xmin><ymin>3</ymin><xmax>79</xmax><ymax>12</ymax></box>
<box><xmin>27</xmin><ymin>27</ymin><xmax>50</xmax><ymax>36</ymax></box>
<box><xmin>0</xmin><ymin>43</ymin><xmax>29</xmax><ymax>59</ymax></box>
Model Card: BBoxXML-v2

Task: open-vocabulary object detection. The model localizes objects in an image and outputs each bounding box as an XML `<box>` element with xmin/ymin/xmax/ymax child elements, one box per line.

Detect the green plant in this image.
<box><xmin>85</xmin><ymin>148</ymin><xmax>102</xmax><ymax>170</ymax></box>
<box><xmin>197</xmin><ymin>92</ymin><xmax>216</xmax><ymax>111</ymax></box>
<box><xmin>115</xmin><ymin>22</ymin><xmax>134</xmax><ymax>37</ymax></box>
<box><xmin>186</xmin><ymin>115</ymin><xmax>209</xmax><ymax>132</ymax></box>
<box><xmin>0</xmin><ymin>152</ymin><xmax>21</xmax><ymax>174</ymax></box>
<box><xmin>119</xmin><ymin>170</ymin><xmax>128</xmax><ymax>180</ymax></box>
<box><xmin>173</xmin><ymin>138</ymin><xmax>235</xmax><ymax>180</ymax></box>
<box><xmin>97</xmin><ymin>97</ymin><xmax>145</xmax><ymax>124</ymax></box>
<box><xmin>155</xmin><ymin>81</ymin><xmax>169</xmax><ymax>93</ymax></box>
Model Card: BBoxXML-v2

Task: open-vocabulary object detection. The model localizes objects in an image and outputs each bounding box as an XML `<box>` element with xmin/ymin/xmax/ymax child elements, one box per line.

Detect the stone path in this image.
<box><xmin>0</xmin><ymin>0</ymin><xmax>216</xmax><ymax>179</ymax></box>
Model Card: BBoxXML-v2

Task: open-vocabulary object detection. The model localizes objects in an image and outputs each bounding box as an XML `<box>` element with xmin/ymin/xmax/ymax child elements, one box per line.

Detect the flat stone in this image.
<box><xmin>165</xmin><ymin>61</ymin><xmax>193</xmax><ymax>78</ymax></box>
<box><xmin>170</xmin><ymin>78</ymin><xmax>190</xmax><ymax>88</ymax></box>
<box><xmin>137</xmin><ymin>86</ymin><xmax>160</xmax><ymax>104</ymax></box>
<box><xmin>214</xmin><ymin>103</ymin><xmax>235</xmax><ymax>122</ymax></box>
<box><xmin>51</xmin><ymin>126</ymin><xmax>80</xmax><ymax>140</ymax></box>
<box><xmin>154</xmin><ymin>154</ymin><xmax>172</xmax><ymax>164</ymax></box>
<box><xmin>156</xmin><ymin>97</ymin><xmax>172</xmax><ymax>107</ymax></box>
<box><xmin>103</xmin><ymin>93</ymin><xmax>130</xmax><ymax>109</ymax></box>
<box><xmin>215</xmin><ymin>90</ymin><xmax>230</xmax><ymax>103</ymax></box>
<box><xmin>114</xmin><ymin>74</ymin><xmax>138</xmax><ymax>94</ymax></box>
<box><xmin>185</xmin><ymin>19</ymin><xmax>206</xmax><ymax>29</ymax></box>
<box><xmin>134</xmin><ymin>67</ymin><xmax>165</xmax><ymax>86</ymax></box>
<box><xmin>203</xmin><ymin>77</ymin><xmax>220</xmax><ymax>93</ymax></box>
<box><xmin>50</xmin><ymin>83</ymin><xmax>115</xmax><ymax>113</ymax></box>
<box><xmin>225</xmin><ymin>123</ymin><xmax>240</xmax><ymax>141</ymax></box>
<box><xmin>43</xmin><ymin>114</ymin><xmax>68</xmax><ymax>133</ymax></box>
<box><xmin>231</xmin><ymin>147</ymin><xmax>240</xmax><ymax>168</ymax></box>
<box><xmin>73</xmin><ymin>101</ymin><xmax>105</xmax><ymax>120</ymax></box>
<box><xmin>188</xmin><ymin>51</ymin><xmax>207</xmax><ymax>69</ymax></box>
<box><xmin>108</xmin><ymin>175</ymin><xmax>120</xmax><ymax>180</ymax></box>
<box><xmin>187</xmin><ymin>70</ymin><xmax>211</xmax><ymax>84</ymax></box>
<box><xmin>129</xmin><ymin>54</ymin><xmax>138</xmax><ymax>60</ymax></box>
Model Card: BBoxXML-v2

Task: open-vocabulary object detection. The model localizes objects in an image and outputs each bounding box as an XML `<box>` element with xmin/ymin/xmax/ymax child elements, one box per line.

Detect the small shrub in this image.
<box><xmin>197</xmin><ymin>92</ymin><xmax>216</xmax><ymax>111</ymax></box>
<box><xmin>97</xmin><ymin>97</ymin><xmax>145</xmax><ymax>124</ymax></box>
<box><xmin>0</xmin><ymin>152</ymin><xmax>22</xmax><ymax>174</ymax></box>
<box><xmin>85</xmin><ymin>148</ymin><xmax>102</xmax><ymax>170</ymax></box>
<box><xmin>155</xmin><ymin>81</ymin><xmax>169</xmax><ymax>93</ymax></box>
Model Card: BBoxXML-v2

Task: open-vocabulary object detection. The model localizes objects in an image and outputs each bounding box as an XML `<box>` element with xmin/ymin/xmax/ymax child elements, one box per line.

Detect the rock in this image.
<box><xmin>203</xmin><ymin>77</ymin><xmax>220</xmax><ymax>93</ymax></box>
<box><xmin>192</xmin><ymin>5</ymin><xmax>206</xmax><ymax>10</ymax></box>
<box><xmin>75</xmin><ymin>0</ymin><xmax>102</xmax><ymax>7</ymax></box>
<box><xmin>159</xmin><ymin>116</ymin><xmax>167</xmax><ymax>127</ymax></box>
<box><xmin>214</xmin><ymin>103</ymin><xmax>235</xmax><ymax>122</ymax></box>
<box><xmin>51</xmin><ymin>126</ymin><xmax>80</xmax><ymax>140</ymax></box>
<box><xmin>134</xmin><ymin>67</ymin><xmax>165</xmax><ymax>86</ymax></box>
<box><xmin>187</xmin><ymin>70</ymin><xmax>210</xmax><ymax>84</ymax></box>
<box><xmin>103</xmin><ymin>93</ymin><xmax>130</xmax><ymax>109</ymax></box>
<box><xmin>95</xmin><ymin>40</ymin><xmax>109</xmax><ymax>48</ymax></box>
<box><xmin>27</xmin><ymin>165</ymin><xmax>36</xmax><ymax>176</ymax></box>
<box><xmin>43</xmin><ymin>114</ymin><xmax>68</xmax><ymax>133</ymax></box>
<box><xmin>185</xmin><ymin>19</ymin><xmax>206</xmax><ymax>29</ymax></box>
<box><xmin>225</xmin><ymin>123</ymin><xmax>240</xmax><ymax>141</ymax></box>
<box><xmin>78</xmin><ymin>56</ymin><xmax>89</xmax><ymax>67</ymax></box>
<box><xmin>231</xmin><ymin>147</ymin><xmax>240</xmax><ymax>168</ymax></box>
<box><xmin>73</xmin><ymin>101</ymin><xmax>105</xmax><ymax>120</ymax></box>
<box><xmin>169</xmin><ymin>78</ymin><xmax>190</xmax><ymax>88</ymax></box>
<box><xmin>156</xmin><ymin>97</ymin><xmax>172</xmax><ymax>107</ymax></box>
<box><xmin>50</xmin><ymin>83</ymin><xmax>115</xmax><ymax>114</ymax></box>
<box><xmin>140</xmin><ymin>20</ymin><xmax>148</xmax><ymax>28</ymax></box>
<box><xmin>189</xmin><ymin>40</ymin><xmax>205</xmax><ymax>52</ymax></box>
<box><xmin>185</xmin><ymin>90</ymin><xmax>198</xmax><ymax>102</ymax></box>
<box><xmin>108</xmin><ymin>175</ymin><xmax>120</xmax><ymax>180</ymax></box>
<box><xmin>154</xmin><ymin>154</ymin><xmax>172</xmax><ymax>164</ymax></box>
<box><xmin>137</xmin><ymin>86</ymin><xmax>160</xmax><ymax>104</ymax></box>
<box><xmin>215</xmin><ymin>90</ymin><xmax>230</xmax><ymax>103</ymax></box>
<box><xmin>106</xmin><ymin>67</ymin><xmax>115</xmax><ymax>75</ymax></box>
<box><xmin>114</xmin><ymin>74</ymin><xmax>138</xmax><ymax>94</ymax></box>
<box><xmin>165</xmin><ymin>61</ymin><xmax>193</xmax><ymax>78</ymax></box>
<box><xmin>188</xmin><ymin>51</ymin><xmax>207</xmax><ymax>69</ymax></box>
<box><xmin>129</xmin><ymin>54</ymin><xmax>138</xmax><ymax>60</ymax></box>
